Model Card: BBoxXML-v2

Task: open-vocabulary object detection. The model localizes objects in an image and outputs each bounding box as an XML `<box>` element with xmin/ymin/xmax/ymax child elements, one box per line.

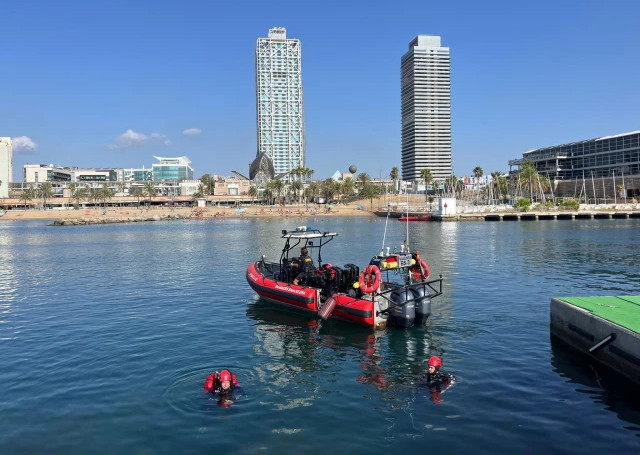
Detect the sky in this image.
<box><xmin>2</xmin><ymin>0</ymin><xmax>640</xmax><ymax>182</ymax></box>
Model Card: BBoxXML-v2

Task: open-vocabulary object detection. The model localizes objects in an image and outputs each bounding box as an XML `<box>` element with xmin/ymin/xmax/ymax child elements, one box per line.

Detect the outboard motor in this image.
<box><xmin>389</xmin><ymin>288</ymin><xmax>415</xmax><ymax>328</ymax></box>
<box><xmin>343</xmin><ymin>264</ymin><xmax>360</xmax><ymax>291</ymax></box>
<box><xmin>322</xmin><ymin>265</ymin><xmax>341</xmax><ymax>296</ymax></box>
<box><xmin>410</xmin><ymin>285</ymin><xmax>432</xmax><ymax>325</ymax></box>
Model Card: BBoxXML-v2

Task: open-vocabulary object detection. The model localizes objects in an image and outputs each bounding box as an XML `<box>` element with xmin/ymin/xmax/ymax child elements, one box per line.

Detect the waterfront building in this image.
<box><xmin>330</xmin><ymin>170</ymin><xmax>354</xmax><ymax>182</ymax></box>
<box><xmin>124</xmin><ymin>167</ymin><xmax>153</xmax><ymax>182</ymax></box>
<box><xmin>151</xmin><ymin>156</ymin><xmax>194</xmax><ymax>182</ymax></box>
<box><xmin>178</xmin><ymin>180</ymin><xmax>201</xmax><ymax>197</ymax></box>
<box><xmin>509</xmin><ymin>131</ymin><xmax>640</xmax><ymax>200</ymax></box>
<box><xmin>0</xmin><ymin>137</ymin><xmax>13</xmax><ymax>198</ymax></box>
<box><xmin>213</xmin><ymin>175</ymin><xmax>251</xmax><ymax>196</ymax></box>
<box><xmin>401</xmin><ymin>35</ymin><xmax>452</xmax><ymax>182</ymax></box>
<box><xmin>255</xmin><ymin>27</ymin><xmax>305</xmax><ymax>181</ymax></box>
<box><xmin>23</xmin><ymin>164</ymin><xmax>118</xmax><ymax>184</ymax></box>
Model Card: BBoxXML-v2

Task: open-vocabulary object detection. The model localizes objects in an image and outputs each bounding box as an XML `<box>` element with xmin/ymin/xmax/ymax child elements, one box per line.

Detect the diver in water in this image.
<box><xmin>204</xmin><ymin>370</ymin><xmax>239</xmax><ymax>407</ymax></box>
<box><xmin>423</xmin><ymin>356</ymin><xmax>454</xmax><ymax>404</ymax></box>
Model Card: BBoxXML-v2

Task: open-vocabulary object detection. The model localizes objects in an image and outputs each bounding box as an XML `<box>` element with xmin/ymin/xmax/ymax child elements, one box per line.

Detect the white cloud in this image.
<box><xmin>12</xmin><ymin>136</ymin><xmax>38</xmax><ymax>154</ymax></box>
<box><xmin>182</xmin><ymin>128</ymin><xmax>202</xmax><ymax>136</ymax></box>
<box><xmin>112</xmin><ymin>129</ymin><xmax>170</xmax><ymax>149</ymax></box>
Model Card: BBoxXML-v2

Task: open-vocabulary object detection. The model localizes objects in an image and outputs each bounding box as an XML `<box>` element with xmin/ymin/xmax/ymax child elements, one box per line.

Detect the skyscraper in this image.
<box><xmin>0</xmin><ymin>137</ymin><xmax>12</xmax><ymax>198</ymax></box>
<box><xmin>401</xmin><ymin>35</ymin><xmax>452</xmax><ymax>182</ymax></box>
<box><xmin>255</xmin><ymin>27</ymin><xmax>304</xmax><ymax>181</ymax></box>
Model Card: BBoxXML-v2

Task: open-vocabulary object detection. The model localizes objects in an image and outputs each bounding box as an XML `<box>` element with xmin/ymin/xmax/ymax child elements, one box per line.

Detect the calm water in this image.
<box><xmin>1</xmin><ymin>217</ymin><xmax>640</xmax><ymax>453</ymax></box>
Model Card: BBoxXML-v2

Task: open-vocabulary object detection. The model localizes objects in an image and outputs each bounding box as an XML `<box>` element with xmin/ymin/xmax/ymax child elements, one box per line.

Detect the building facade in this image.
<box><xmin>24</xmin><ymin>164</ymin><xmax>118</xmax><ymax>183</ymax></box>
<box><xmin>256</xmin><ymin>27</ymin><xmax>305</xmax><ymax>181</ymax></box>
<box><xmin>401</xmin><ymin>35</ymin><xmax>452</xmax><ymax>182</ymax></box>
<box><xmin>509</xmin><ymin>131</ymin><xmax>640</xmax><ymax>200</ymax></box>
<box><xmin>0</xmin><ymin>137</ymin><xmax>12</xmax><ymax>198</ymax></box>
<box><xmin>151</xmin><ymin>156</ymin><xmax>194</xmax><ymax>182</ymax></box>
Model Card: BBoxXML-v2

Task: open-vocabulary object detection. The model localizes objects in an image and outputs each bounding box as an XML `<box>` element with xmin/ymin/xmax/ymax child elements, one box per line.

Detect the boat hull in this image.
<box><xmin>246</xmin><ymin>261</ymin><xmax>386</xmax><ymax>329</ymax></box>
<box><xmin>399</xmin><ymin>215</ymin><xmax>432</xmax><ymax>222</ymax></box>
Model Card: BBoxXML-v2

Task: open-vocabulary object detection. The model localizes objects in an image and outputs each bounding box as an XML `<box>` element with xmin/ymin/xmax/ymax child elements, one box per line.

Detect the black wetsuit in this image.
<box><xmin>295</xmin><ymin>254</ymin><xmax>316</xmax><ymax>284</ymax></box>
<box><xmin>421</xmin><ymin>368</ymin><xmax>453</xmax><ymax>404</ymax></box>
<box><xmin>425</xmin><ymin>369</ymin><xmax>453</xmax><ymax>388</ymax></box>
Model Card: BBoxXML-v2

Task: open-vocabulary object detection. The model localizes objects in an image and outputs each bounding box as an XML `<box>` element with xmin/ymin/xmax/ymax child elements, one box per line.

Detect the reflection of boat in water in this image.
<box><xmin>551</xmin><ymin>335</ymin><xmax>640</xmax><ymax>431</ymax></box>
<box><xmin>247</xmin><ymin>301</ymin><xmax>388</xmax><ymax>389</ymax></box>
<box><xmin>246</xmin><ymin>227</ymin><xmax>443</xmax><ymax>330</ymax></box>
<box><xmin>399</xmin><ymin>215</ymin><xmax>431</xmax><ymax>222</ymax></box>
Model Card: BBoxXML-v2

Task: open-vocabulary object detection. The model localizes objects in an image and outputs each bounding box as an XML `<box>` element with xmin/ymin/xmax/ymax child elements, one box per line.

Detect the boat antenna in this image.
<box><xmin>380</xmin><ymin>203</ymin><xmax>391</xmax><ymax>255</ymax></box>
<box><xmin>405</xmin><ymin>188</ymin><xmax>410</xmax><ymax>253</ymax></box>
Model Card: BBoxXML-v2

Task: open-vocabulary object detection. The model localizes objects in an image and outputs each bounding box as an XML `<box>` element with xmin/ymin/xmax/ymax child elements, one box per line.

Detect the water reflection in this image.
<box><xmin>550</xmin><ymin>335</ymin><xmax>640</xmax><ymax>435</ymax></box>
<box><xmin>246</xmin><ymin>299</ymin><xmax>440</xmax><ymax>398</ymax></box>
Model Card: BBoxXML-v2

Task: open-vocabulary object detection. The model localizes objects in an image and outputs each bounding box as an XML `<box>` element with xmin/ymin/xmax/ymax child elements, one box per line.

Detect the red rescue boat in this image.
<box><xmin>246</xmin><ymin>227</ymin><xmax>443</xmax><ymax>330</ymax></box>
<box><xmin>399</xmin><ymin>214</ymin><xmax>432</xmax><ymax>222</ymax></box>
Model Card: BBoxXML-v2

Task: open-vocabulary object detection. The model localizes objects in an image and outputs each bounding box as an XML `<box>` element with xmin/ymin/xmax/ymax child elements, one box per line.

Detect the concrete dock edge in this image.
<box><xmin>550</xmin><ymin>297</ymin><xmax>640</xmax><ymax>385</ymax></box>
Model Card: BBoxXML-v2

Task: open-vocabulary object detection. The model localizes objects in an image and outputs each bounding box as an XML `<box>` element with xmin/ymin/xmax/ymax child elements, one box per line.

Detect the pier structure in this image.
<box><xmin>374</xmin><ymin>209</ymin><xmax>640</xmax><ymax>222</ymax></box>
<box><xmin>550</xmin><ymin>296</ymin><xmax>640</xmax><ymax>385</ymax></box>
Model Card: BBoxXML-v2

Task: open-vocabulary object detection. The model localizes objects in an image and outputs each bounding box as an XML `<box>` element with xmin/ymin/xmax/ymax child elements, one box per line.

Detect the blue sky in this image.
<box><xmin>2</xmin><ymin>0</ymin><xmax>639</xmax><ymax>182</ymax></box>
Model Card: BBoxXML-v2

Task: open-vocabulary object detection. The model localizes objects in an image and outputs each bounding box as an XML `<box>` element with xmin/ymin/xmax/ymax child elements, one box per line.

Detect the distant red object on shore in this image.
<box><xmin>399</xmin><ymin>215</ymin><xmax>432</xmax><ymax>222</ymax></box>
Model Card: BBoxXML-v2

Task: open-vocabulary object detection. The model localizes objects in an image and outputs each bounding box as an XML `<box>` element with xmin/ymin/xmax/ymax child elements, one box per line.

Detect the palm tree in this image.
<box><xmin>117</xmin><ymin>181</ymin><xmax>126</xmax><ymax>196</ymax></box>
<box><xmin>264</xmin><ymin>181</ymin><xmax>275</xmax><ymax>205</ymax></box>
<box><xmin>518</xmin><ymin>161</ymin><xmax>547</xmax><ymax>202</ymax></box>
<box><xmin>305</xmin><ymin>168</ymin><xmax>314</xmax><ymax>183</ymax></box>
<box><xmin>69</xmin><ymin>183</ymin><xmax>84</xmax><ymax>209</ymax></box>
<box><xmin>390</xmin><ymin>167</ymin><xmax>399</xmax><ymax>194</ymax></box>
<box><xmin>472</xmin><ymin>166</ymin><xmax>484</xmax><ymax>202</ymax></box>
<box><xmin>132</xmin><ymin>187</ymin><xmax>144</xmax><ymax>208</ymax></box>
<box><xmin>444</xmin><ymin>175</ymin><xmax>464</xmax><ymax>197</ymax></box>
<box><xmin>320</xmin><ymin>179</ymin><xmax>338</xmax><ymax>202</ymax></box>
<box><xmin>101</xmin><ymin>183</ymin><xmax>113</xmax><ymax>207</ymax></box>
<box><xmin>290</xmin><ymin>180</ymin><xmax>303</xmax><ymax>204</ymax></box>
<box><xmin>90</xmin><ymin>187</ymin><xmax>102</xmax><ymax>208</ymax></box>
<box><xmin>248</xmin><ymin>185</ymin><xmax>258</xmax><ymax>205</ymax></box>
<box><xmin>341</xmin><ymin>177</ymin><xmax>355</xmax><ymax>201</ymax></box>
<box><xmin>490</xmin><ymin>171</ymin><xmax>505</xmax><ymax>202</ymax></box>
<box><xmin>419</xmin><ymin>168</ymin><xmax>434</xmax><ymax>202</ymax></box>
<box><xmin>19</xmin><ymin>187</ymin><xmax>34</xmax><ymax>209</ymax></box>
<box><xmin>356</xmin><ymin>172</ymin><xmax>370</xmax><ymax>190</ymax></box>
<box><xmin>307</xmin><ymin>181</ymin><xmax>320</xmax><ymax>202</ymax></box>
<box><xmin>272</xmin><ymin>179</ymin><xmax>284</xmax><ymax>205</ymax></box>
<box><xmin>38</xmin><ymin>182</ymin><xmax>54</xmax><ymax>209</ymax></box>
<box><xmin>144</xmin><ymin>181</ymin><xmax>156</xmax><ymax>205</ymax></box>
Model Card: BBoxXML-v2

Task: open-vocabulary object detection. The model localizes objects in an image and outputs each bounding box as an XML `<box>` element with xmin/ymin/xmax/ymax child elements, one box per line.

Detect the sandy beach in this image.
<box><xmin>0</xmin><ymin>202</ymin><xmax>376</xmax><ymax>222</ymax></box>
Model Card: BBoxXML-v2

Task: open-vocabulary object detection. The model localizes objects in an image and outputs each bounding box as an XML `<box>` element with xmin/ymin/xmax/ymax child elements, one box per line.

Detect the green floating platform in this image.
<box><xmin>556</xmin><ymin>296</ymin><xmax>640</xmax><ymax>335</ymax></box>
<box><xmin>551</xmin><ymin>295</ymin><xmax>640</xmax><ymax>385</ymax></box>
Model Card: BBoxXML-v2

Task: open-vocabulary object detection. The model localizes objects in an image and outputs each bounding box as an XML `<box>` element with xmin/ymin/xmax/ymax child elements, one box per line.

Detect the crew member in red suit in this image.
<box><xmin>423</xmin><ymin>356</ymin><xmax>454</xmax><ymax>404</ymax></box>
<box><xmin>204</xmin><ymin>370</ymin><xmax>239</xmax><ymax>407</ymax></box>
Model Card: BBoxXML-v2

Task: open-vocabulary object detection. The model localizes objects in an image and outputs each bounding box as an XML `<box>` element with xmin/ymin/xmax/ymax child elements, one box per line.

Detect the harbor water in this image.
<box><xmin>1</xmin><ymin>217</ymin><xmax>640</xmax><ymax>453</ymax></box>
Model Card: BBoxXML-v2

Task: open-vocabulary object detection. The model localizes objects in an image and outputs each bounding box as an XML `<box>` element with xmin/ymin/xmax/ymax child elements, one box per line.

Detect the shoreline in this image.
<box><xmin>2</xmin><ymin>200</ymin><xmax>639</xmax><ymax>223</ymax></box>
<box><xmin>0</xmin><ymin>204</ymin><xmax>376</xmax><ymax>222</ymax></box>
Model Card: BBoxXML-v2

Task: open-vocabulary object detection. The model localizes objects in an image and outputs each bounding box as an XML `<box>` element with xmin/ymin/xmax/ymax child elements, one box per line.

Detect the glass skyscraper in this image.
<box><xmin>401</xmin><ymin>35</ymin><xmax>452</xmax><ymax>182</ymax></box>
<box><xmin>255</xmin><ymin>27</ymin><xmax>305</xmax><ymax>181</ymax></box>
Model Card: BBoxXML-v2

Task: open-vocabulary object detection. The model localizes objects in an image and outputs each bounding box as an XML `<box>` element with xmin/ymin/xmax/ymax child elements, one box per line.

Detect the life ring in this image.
<box><xmin>359</xmin><ymin>265</ymin><xmax>381</xmax><ymax>293</ymax></box>
<box><xmin>410</xmin><ymin>259</ymin><xmax>431</xmax><ymax>281</ymax></box>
